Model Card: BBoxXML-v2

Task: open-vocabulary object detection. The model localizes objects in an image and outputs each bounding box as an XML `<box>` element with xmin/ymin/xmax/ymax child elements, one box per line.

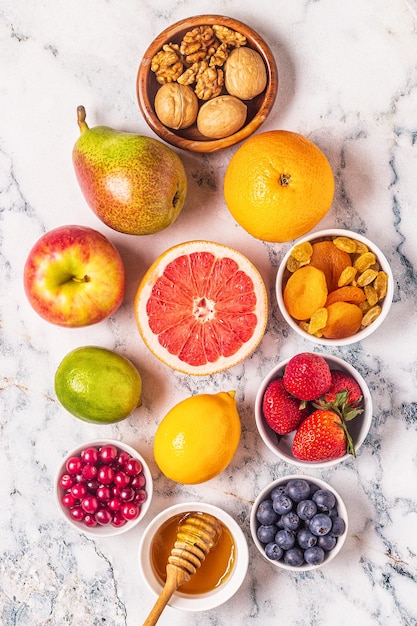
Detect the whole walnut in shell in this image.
<box><xmin>154</xmin><ymin>83</ymin><xmax>198</xmax><ymax>130</ymax></box>
<box><xmin>197</xmin><ymin>95</ymin><xmax>247</xmax><ymax>139</ymax></box>
<box><xmin>224</xmin><ymin>47</ymin><xmax>267</xmax><ymax>100</ymax></box>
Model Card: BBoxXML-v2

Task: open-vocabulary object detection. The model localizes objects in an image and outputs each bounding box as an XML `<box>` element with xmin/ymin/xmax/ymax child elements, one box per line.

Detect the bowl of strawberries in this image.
<box><xmin>255</xmin><ymin>352</ymin><xmax>373</xmax><ymax>468</ymax></box>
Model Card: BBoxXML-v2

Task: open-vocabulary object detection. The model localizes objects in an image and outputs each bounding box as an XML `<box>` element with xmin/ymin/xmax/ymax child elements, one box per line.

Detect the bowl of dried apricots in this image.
<box><xmin>276</xmin><ymin>229</ymin><xmax>394</xmax><ymax>346</ymax></box>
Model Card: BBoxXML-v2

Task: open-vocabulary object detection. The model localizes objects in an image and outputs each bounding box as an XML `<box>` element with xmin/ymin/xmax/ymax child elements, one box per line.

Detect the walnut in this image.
<box><xmin>151</xmin><ymin>43</ymin><xmax>183</xmax><ymax>84</ymax></box>
<box><xmin>224</xmin><ymin>47</ymin><xmax>267</xmax><ymax>99</ymax></box>
<box><xmin>195</xmin><ymin>66</ymin><xmax>224</xmax><ymax>100</ymax></box>
<box><xmin>177</xmin><ymin>62</ymin><xmax>201</xmax><ymax>86</ymax></box>
<box><xmin>180</xmin><ymin>26</ymin><xmax>217</xmax><ymax>64</ymax></box>
<box><xmin>154</xmin><ymin>83</ymin><xmax>199</xmax><ymax>129</ymax></box>
<box><xmin>197</xmin><ymin>95</ymin><xmax>247</xmax><ymax>138</ymax></box>
<box><xmin>212</xmin><ymin>24</ymin><xmax>247</xmax><ymax>47</ymax></box>
<box><xmin>209</xmin><ymin>43</ymin><xmax>229</xmax><ymax>67</ymax></box>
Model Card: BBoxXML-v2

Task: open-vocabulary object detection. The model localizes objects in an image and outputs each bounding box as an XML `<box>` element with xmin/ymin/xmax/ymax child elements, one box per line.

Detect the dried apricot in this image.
<box><xmin>283</xmin><ymin>265</ymin><xmax>328</xmax><ymax>321</ymax></box>
<box><xmin>310</xmin><ymin>241</ymin><xmax>352</xmax><ymax>292</ymax></box>
<box><xmin>322</xmin><ymin>301</ymin><xmax>363</xmax><ymax>339</ymax></box>
<box><xmin>325</xmin><ymin>286</ymin><xmax>367</xmax><ymax>307</ymax></box>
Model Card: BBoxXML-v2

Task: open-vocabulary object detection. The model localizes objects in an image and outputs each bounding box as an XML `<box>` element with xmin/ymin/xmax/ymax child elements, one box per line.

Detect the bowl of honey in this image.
<box><xmin>138</xmin><ymin>502</ymin><xmax>249</xmax><ymax>611</ymax></box>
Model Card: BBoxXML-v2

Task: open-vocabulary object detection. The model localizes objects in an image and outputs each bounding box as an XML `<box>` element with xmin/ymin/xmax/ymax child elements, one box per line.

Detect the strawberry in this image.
<box><xmin>262</xmin><ymin>378</ymin><xmax>310</xmax><ymax>435</ymax></box>
<box><xmin>292</xmin><ymin>409</ymin><xmax>352</xmax><ymax>461</ymax></box>
<box><xmin>320</xmin><ymin>370</ymin><xmax>362</xmax><ymax>407</ymax></box>
<box><xmin>283</xmin><ymin>352</ymin><xmax>332</xmax><ymax>401</ymax></box>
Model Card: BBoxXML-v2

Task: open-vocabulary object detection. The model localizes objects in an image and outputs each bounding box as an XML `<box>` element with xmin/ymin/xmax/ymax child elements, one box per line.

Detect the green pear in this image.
<box><xmin>72</xmin><ymin>106</ymin><xmax>188</xmax><ymax>235</ymax></box>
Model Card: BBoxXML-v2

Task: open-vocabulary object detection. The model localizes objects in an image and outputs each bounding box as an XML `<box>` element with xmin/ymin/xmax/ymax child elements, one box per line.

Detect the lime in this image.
<box><xmin>54</xmin><ymin>346</ymin><xmax>142</xmax><ymax>424</ymax></box>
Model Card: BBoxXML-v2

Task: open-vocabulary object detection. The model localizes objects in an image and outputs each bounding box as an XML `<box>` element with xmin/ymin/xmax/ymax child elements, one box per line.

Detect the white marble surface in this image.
<box><xmin>1</xmin><ymin>1</ymin><xmax>417</xmax><ymax>624</ymax></box>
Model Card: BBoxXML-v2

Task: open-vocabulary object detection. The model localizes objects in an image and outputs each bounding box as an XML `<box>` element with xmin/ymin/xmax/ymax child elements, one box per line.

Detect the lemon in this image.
<box><xmin>54</xmin><ymin>346</ymin><xmax>142</xmax><ymax>424</ymax></box>
<box><xmin>153</xmin><ymin>391</ymin><xmax>241</xmax><ymax>484</ymax></box>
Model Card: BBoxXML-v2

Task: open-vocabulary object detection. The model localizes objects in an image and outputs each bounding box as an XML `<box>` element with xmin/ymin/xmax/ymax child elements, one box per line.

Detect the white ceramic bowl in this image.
<box><xmin>250</xmin><ymin>474</ymin><xmax>348</xmax><ymax>571</ymax></box>
<box><xmin>55</xmin><ymin>439</ymin><xmax>153</xmax><ymax>537</ymax></box>
<box><xmin>276</xmin><ymin>229</ymin><xmax>394</xmax><ymax>346</ymax></box>
<box><xmin>255</xmin><ymin>353</ymin><xmax>372</xmax><ymax>469</ymax></box>
<box><xmin>139</xmin><ymin>502</ymin><xmax>249</xmax><ymax>612</ymax></box>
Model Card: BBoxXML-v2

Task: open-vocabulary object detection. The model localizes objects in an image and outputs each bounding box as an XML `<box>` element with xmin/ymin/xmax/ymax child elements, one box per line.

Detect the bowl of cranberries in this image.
<box><xmin>250</xmin><ymin>474</ymin><xmax>348</xmax><ymax>571</ymax></box>
<box><xmin>255</xmin><ymin>352</ymin><xmax>372</xmax><ymax>469</ymax></box>
<box><xmin>55</xmin><ymin>439</ymin><xmax>153</xmax><ymax>536</ymax></box>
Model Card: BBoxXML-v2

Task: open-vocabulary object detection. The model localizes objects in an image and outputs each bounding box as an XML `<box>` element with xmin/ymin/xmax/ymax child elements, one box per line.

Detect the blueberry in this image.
<box><xmin>284</xmin><ymin>547</ymin><xmax>304</xmax><ymax>567</ymax></box>
<box><xmin>256</xmin><ymin>499</ymin><xmax>279</xmax><ymax>525</ymax></box>
<box><xmin>330</xmin><ymin>516</ymin><xmax>346</xmax><ymax>537</ymax></box>
<box><xmin>275</xmin><ymin>528</ymin><xmax>296</xmax><ymax>550</ymax></box>
<box><xmin>285</xmin><ymin>479</ymin><xmax>310</xmax><ymax>503</ymax></box>
<box><xmin>304</xmin><ymin>545</ymin><xmax>325</xmax><ymax>566</ymax></box>
<box><xmin>296</xmin><ymin>528</ymin><xmax>317</xmax><ymax>549</ymax></box>
<box><xmin>281</xmin><ymin>511</ymin><xmax>300</xmax><ymax>531</ymax></box>
<box><xmin>317</xmin><ymin>534</ymin><xmax>337</xmax><ymax>551</ymax></box>
<box><xmin>296</xmin><ymin>499</ymin><xmax>317</xmax><ymax>521</ymax></box>
<box><xmin>312</xmin><ymin>489</ymin><xmax>336</xmax><ymax>513</ymax></box>
<box><xmin>310</xmin><ymin>513</ymin><xmax>333</xmax><ymax>536</ymax></box>
<box><xmin>272</xmin><ymin>494</ymin><xmax>293</xmax><ymax>515</ymax></box>
<box><xmin>257</xmin><ymin>524</ymin><xmax>278</xmax><ymax>544</ymax></box>
<box><xmin>270</xmin><ymin>485</ymin><xmax>287</xmax><ymax>499</ymax></box>
<box><xmin>264</xmin><ymin>542</ymin><xmax>283</xmax><ymax>561</ymax></box>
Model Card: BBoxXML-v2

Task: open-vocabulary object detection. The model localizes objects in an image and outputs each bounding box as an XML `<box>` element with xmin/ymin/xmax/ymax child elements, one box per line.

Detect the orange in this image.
<box><xmin>223</xmin><ymin>130</ymin><xmax>335</xmax><ymax>242</ymax></box>
<box><xmin>134</xmin><ymin>240</ymin><xmax>268</xmax><ymax>376</ymax></box>
<box><xmin>153</xmin><ymin>391</ymin><xmax>241</xmax><ymax>484</ymax></box>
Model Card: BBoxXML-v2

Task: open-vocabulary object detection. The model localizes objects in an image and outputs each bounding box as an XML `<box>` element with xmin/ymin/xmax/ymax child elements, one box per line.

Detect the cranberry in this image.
<box><xmin>97</xmin><ymin>465</ymin><xmax>114</xmax><ymax>485</ymax></box>
<box><xmin>81</xmin><ymin>447</ymin><xmax>99</xmax><ymax>464</ymax></box>
<box><xmin>66</xmin><ymin>456</ymin><xmax>82</xmax><ymax>475</ymax></box>
<box><xmin>83</xmin><ymin>514</ymin><xmax>98</xmax><ymax>528</ymax></box>
<box><xmin>71</xmin><ymin>483</ymin><xmax>88</xmax><ymax>499</ymax></box>
<box><xmin>99</xmin><ymin>445</ymin><xmax>118</xmax><ymax>463</ymax></box>
<box><xmin>133</xmin><ymin>489</ymin><xmax>147</xmax><ymax>505</ymax></box>
<box><xmin>96</xmin><ymin>485</ymin><xmax>111</xmax><ymax>502</ymax></box>
<box><xmin>95</xmin><ymin>508</ymin><xmax>112</xmax><ymax>525</ymax></box>
<box><xmin>119</xmin><ymin>487</ymin><xmax>135</xmax><ymax>502</ymax></box>
<box><xmin>69</xmin><ymin>506</ymin><xmax>85</xmax><ymax>521</ymax></box>
<box><xmin>111</xmin><ymin>513</ymin><xmax>127</xmax><ymax>528</ymax></box>
<box><xmin>82</xmin><ymin>464</ymin><xmax>98</xmax><ymax>480</ymax></box>
<box><xmin>108</xmin><ymin>497</ymin><xmax>122</xmax><ymax>512</ymax></box>
<box><xmin>121</xmin><ymin>502</ymin><xmax>140</xmax><ymax>521</ymax></box>
<box><xmin>74</xmin><ymin>474</ymin><xmax>85</xmax><ymax>484</ymax></box>
<box><xmin>125</xmin><ymin>459</ymin><xmax>142</xmax><ymax>476</ymax></box>
<box><xmin>62</xmin><ymin>493</ymin><xmax>77</xmax><ymax>508</ymax></box>
<box><xmin>130</xmin><ymin>474</ymin><xmax>146</xmax><ymax>489</ymax></box>
<box><xmin>86</xmin><ymin>479</ymin><xmax>99</xmax><ymax>493</ymax></box>
<box><xmin>81</xmin><ymin>495</ymin><xmax>99</xmax><ymax>514</ymax></box>
<box><xmin>114</xmin><ymin>471</ymin><xmax>130</xmax><ymax>489</ymax></box>
<box><xmin>111</xmin><ymin>485</ymin><xmax>121</xmax><ymax>498</ymax></box>
<box><xmin>116</xmin><ymin>451</ymin><xmax>130</xmax><ymax>467</ymax></box>
<box><xmin>59</xmin><ymin>474</ymin><xmax>74</xmax><ymax>490</ymax></box>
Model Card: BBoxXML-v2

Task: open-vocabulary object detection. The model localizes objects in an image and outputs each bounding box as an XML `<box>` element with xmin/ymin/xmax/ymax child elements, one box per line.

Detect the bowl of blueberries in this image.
<box><xmin>250</xmin><ymin>474</ymin><xmax>348</xmax><ymax>571</ymax></box>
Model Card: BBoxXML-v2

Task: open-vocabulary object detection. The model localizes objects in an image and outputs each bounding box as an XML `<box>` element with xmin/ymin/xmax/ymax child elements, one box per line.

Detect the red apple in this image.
<box><xmin>23</xmin><ymin>225</ymin><xmax>125</xmax><ymax>327</ymax></box>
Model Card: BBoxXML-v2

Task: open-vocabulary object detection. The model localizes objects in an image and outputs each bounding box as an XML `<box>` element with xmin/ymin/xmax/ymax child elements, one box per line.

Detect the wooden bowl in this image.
<box><xmin>136</xmin><ymin>15</ymin><xmax>278</xmax><ymax>152</ymax></box>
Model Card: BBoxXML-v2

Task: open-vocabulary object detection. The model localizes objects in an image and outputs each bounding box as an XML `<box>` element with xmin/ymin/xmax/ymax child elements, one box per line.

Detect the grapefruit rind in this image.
<box><xmin>134</xmin><ymin>240</ymin><xmax>268</xmax><ymax>376</ymax></box>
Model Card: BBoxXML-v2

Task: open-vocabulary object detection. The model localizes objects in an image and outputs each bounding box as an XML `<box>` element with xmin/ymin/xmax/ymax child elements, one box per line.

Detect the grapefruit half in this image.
<box><xmin>134</xmin><ymin>240</ymin><xmax>268</xmax><ymax>375</ymax></box>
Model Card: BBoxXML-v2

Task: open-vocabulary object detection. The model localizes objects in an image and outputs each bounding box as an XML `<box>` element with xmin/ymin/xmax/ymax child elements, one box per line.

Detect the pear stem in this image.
<box><xmin>77</xmin><ymin>105</ymin><xmax>89</xmax><ymax>134</ymax></box>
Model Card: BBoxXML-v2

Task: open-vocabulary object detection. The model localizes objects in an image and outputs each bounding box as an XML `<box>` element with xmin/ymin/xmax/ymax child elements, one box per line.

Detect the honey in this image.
<box><xmin>151</xmin><ymin>512</ymin><xmax>236</xmax><ymax>594</ymax></box>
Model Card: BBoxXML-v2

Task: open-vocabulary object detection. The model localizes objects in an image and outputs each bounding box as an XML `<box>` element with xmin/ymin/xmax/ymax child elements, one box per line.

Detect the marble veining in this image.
<box><xmin>1</xmin><ymin>0</ymin><xmax>417</xmax><ymax>624</ymax></box>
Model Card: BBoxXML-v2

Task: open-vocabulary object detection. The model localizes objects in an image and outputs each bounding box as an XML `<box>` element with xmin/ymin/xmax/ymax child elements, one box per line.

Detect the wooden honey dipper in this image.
<box><xmin>143</xmin><ymin>512</ymin><xmax>223</xmax><ymax>626</ymax></box>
